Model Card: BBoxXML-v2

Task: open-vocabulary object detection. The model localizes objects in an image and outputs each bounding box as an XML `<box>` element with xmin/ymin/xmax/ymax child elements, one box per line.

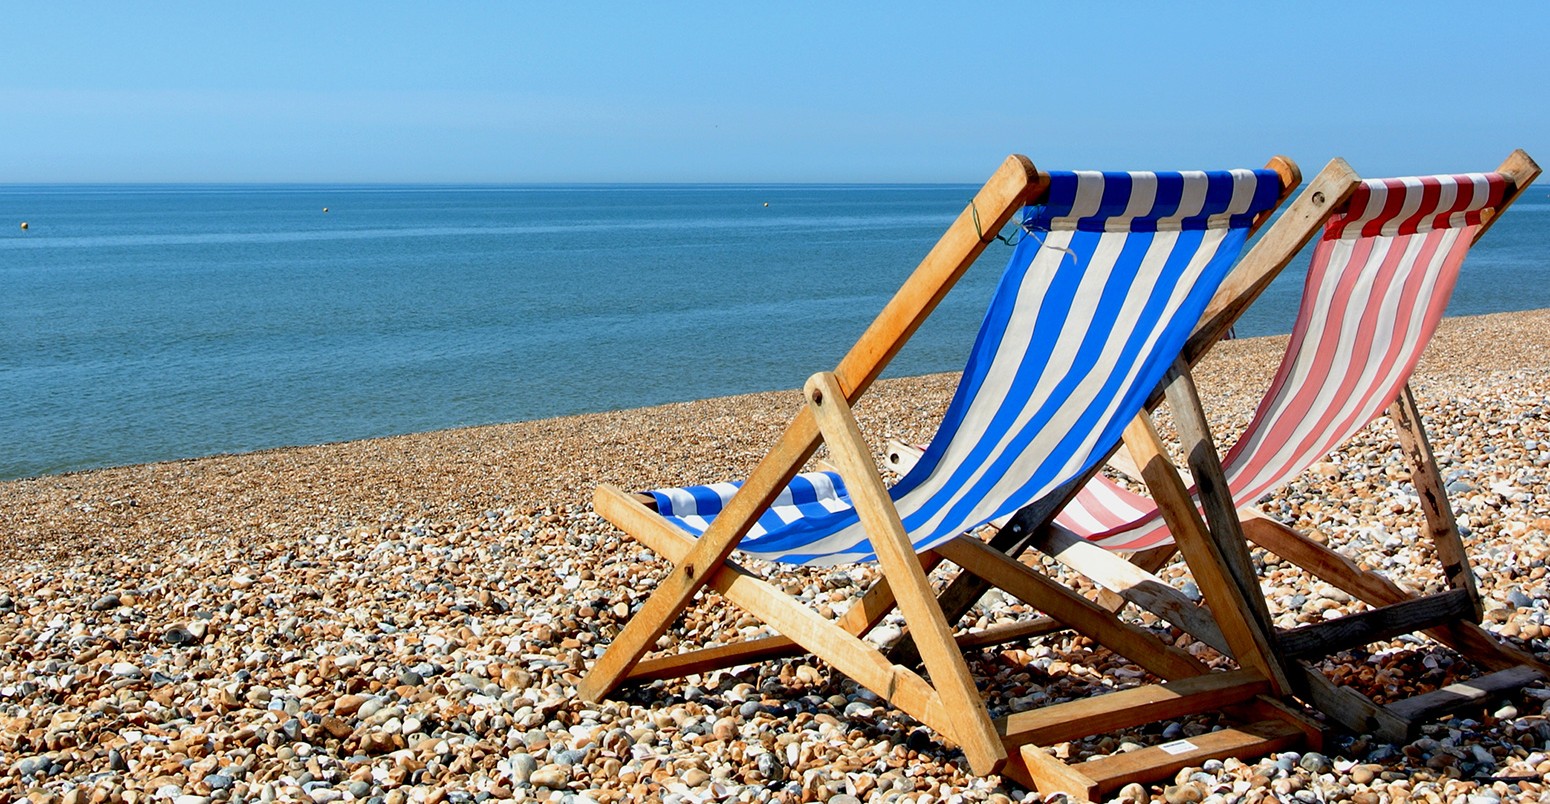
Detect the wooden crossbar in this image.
<box><xmin>995</xmin><ymin>669</ymin><xmax>1268</xmax><ymax>748</ymax></box>
<box><xmin>1274</xmin><ymin>588</ymin><xmax>1477</xmax><ymax>659</ymax></box>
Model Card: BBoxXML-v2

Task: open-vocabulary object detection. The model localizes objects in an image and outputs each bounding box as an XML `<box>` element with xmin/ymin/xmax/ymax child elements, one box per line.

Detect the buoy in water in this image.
<box><xmin>19</xmin><ymin>221</ymin><xmax>27</xmax><ymax>230</ymax></box>
<box><xmin>322</xmin><ymin>207</ymin><xmax>329</xmax><ymax>213</ymax></box>
<box><xmin>762</xmin><ymin>202</ymin><xmax>769</xmax><ymax>207</ymax></box>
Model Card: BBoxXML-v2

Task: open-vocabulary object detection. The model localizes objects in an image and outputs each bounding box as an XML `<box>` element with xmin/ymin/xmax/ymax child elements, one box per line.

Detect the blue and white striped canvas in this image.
<box><xmin>651</xmin><ymin>169</ymin><xmax>1283</xmax><ymax>566</ymax></box>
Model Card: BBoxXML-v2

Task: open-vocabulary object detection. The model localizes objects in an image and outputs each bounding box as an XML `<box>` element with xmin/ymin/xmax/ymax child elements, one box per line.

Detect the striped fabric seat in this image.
<box><xmin>648</xmin><ymin>169</ymin><xmax>1283</xmax><ymax>566</ymax></box>
<box><xmin>1059</xmin><ymin>173</ymin><xmax>1508</xmax><ymax>550</ymax></box>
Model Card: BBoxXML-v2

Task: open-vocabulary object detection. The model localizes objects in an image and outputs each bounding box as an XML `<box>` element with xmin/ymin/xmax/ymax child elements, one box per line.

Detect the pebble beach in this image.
<box><xmin>3</xmin><ymin>308</ymin><xmax>1550</xmax><ymax>804</ymax></box>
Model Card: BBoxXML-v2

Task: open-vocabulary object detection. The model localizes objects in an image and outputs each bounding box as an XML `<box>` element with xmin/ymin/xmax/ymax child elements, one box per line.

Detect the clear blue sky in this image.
<box><xmin>6</xmin><ymin>4</ymin><xmax>1547</xmax><ymax>183</ymax></box>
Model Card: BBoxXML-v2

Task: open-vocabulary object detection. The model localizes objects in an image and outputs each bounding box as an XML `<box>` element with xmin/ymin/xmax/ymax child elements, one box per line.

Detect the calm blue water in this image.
<box><xmin>3</xmin><ymin>184</ymin><xmax>1547</xmax><ymax>480</ymax></box>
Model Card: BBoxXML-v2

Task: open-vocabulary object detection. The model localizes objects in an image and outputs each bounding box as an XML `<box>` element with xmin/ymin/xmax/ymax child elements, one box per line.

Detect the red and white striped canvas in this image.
<box><xmin>1060</xmin><ymin>172</ymin><xmax>1508</xmax><ymax>550</ymax></box>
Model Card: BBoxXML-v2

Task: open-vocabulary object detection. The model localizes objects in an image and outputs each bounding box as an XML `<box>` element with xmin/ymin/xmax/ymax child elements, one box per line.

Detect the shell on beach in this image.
<box><xmin>1</xmin><ymin>310</ymin><xmax>1549</xmax><ymax>802</ymax></box>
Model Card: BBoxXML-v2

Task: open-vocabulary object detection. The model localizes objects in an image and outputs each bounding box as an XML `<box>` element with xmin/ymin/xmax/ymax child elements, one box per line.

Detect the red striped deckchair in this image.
<box><xmin>989</xmin><ymin>151</ymin><xmax>1544</xmax><ymax>740</ymax></box>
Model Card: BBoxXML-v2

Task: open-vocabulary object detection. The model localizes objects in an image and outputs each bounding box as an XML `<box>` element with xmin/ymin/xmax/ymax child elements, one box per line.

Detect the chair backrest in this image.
<box><xmin>651</xmin><ymin>169</ymin><xmax>1286</xmax><ymax>565</ymax></box>
<box><xmin>1062</xmin><ymin>173</ymin><xmax>1511</xmax><ymax>551</ymax></box>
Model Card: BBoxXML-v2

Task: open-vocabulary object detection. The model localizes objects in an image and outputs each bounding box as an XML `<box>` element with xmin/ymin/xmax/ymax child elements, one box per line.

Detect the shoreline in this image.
<box><xmin>4</xmin><ymin>309</ymin><xmax>1547</xmax><ymax>560</ymax></box>
<box><xmin>1</xmin><ymin>307</ymin><xmax>1549</xmax><ymax>801</ymax></box>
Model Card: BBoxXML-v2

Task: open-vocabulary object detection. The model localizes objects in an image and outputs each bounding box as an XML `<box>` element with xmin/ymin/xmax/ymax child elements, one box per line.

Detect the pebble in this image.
<box><xmin>2</xmin><ymin>311</ymin><xmax>1549</xmax><ymax>802</ymax></box>
<box><xmin>163</xmin><ymin>624</ymin><xmax>198</xmax><ymax>645</ymax></box>
<box><xmin>528</xmin><ymin>765</ymin><xmax>569</xmax><ymax>789</ymax></box>
<box><xmin>1298</xmin><ymin>752</ymin><xmax>1330</xmax><ymax>773</ymax></box>
<box><xmin>507</xmin><ymin>752</ymin><xmax>538</xmax><ymax>783</ymax></box>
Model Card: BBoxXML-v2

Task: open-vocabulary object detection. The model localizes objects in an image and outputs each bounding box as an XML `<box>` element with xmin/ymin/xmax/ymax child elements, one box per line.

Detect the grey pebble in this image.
<box><xmin>1298</xmin><ymin>752</ymin><xmax>1330</xmax><ymax>773</ymax></box>
<box><xmin>508</xmin><ymin>752</ymin><xmax>537</xmax><ymax>783</ymax></box>
<box><xmin>164</xmin><ymin>625</ymin><xmax>198</xmax><ymax>645</ymax></box>
<box><xmin>756</xmin><ymin>751</ymin><xmax>785</xmax><ymax>781</ymax></box>
<box><xmin>843</xmin><ymin>701</ymin><xmax>874</xmax><ymax>718</ymax></box>
<box><xmin>15</xmin><ymin>755</ymin><xmax>49</xmax><ymax>776</ymax></box>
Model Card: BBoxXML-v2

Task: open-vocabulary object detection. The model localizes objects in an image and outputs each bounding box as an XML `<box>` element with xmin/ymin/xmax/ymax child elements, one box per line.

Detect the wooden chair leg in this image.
<box><xmin>1122</xmin><ymin>409</ymin><xmax>1289</xmax><ymax>694</ymax></box>
<box><xmin>1388</xmin><ymin>382</ymin><xmax>1482</xmax><ymax>618</ymax></box>
<box><xmin>580</xmin><ymin>406</ymin><xmax>825</xmax><ymax>702</ymax></box>
<box><xmin>806</xmin><ymin>372</ymin><xmax>1006</xmax><ymax>774</ymax></box>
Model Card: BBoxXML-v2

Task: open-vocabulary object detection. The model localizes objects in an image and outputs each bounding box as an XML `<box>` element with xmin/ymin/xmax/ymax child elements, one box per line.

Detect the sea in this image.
<box><xmin>3</xmin><ymin>183</ymin><xmax>1547</xmax><ymax>481</ymax></box>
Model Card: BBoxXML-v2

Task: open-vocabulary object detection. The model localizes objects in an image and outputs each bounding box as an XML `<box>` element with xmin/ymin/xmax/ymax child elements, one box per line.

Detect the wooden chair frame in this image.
<box><xmin>903</xmin><ymin>150</ymin><xmax>1545</xmax><ymax>745</ymax></box>
<box><xmin>579</xmin><ymin>155</ymin><xmax>1343</xmax><ymax>799</ymax></box>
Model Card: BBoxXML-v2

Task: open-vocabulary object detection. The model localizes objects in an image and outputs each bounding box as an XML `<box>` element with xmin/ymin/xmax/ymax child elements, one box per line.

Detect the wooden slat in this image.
<box><xmin>955</xmin><ymin>616</ymin><xmax>1067</xmax><ymax>649</ymax></box>
<box><xmin>1033</xmin><ymin>525</ymin><xmax>1231</xmax><ymax>655</ymax></box>
<box><xmin>996</xmin><ymin>669</ymin><xmax>1267</xmax><ymax>748</ymax></box>
<box><xmin>1007</xmin><ymin>718</ymin><xmax>1306</xmax><ymax>801</ymax></box>
<box><xmin>1010</xmin><ymin>746</ymin><xmax>1105</xmax><ymax>802</ymax></box>
<box><xmin>1290</xmin><ymin>661</ymin><xmax>1413</xmax><ymax>740</ymax></box>
<box><xmin>1388</xmin><ymin>383</ymin><xmax>1480</xmax><ymax>616</ymax></box>
<box><xmin>1237</xmin><ymin>694</ymin><xmax>1327</xmax><ymax>749</ymax></box>
<box><xmin>1093</xmin><ymin>543</ymin><xmax>1179</xmax><ymax>612</ymax></box>
<box><xmin>1275</xmin><ymin>588</ymin><xmax>1477</xmax><ymax>659</ymax></box>
<box><xmin>1385</xmin><ymin>665</ymin><xmax>1545</xmax><ymax>723</ymax></box>
<box><xmin>937</xmin><ymin>536</ymin><xmax>1208</xmax><ymax>680</ymax></box>
<box><xmin>629</xmin><ymin>635</ymin><xmax>802</xmax><ymax>682</ymax></box>
<box><xmin>1239</xmin><ymin>510</ymin><xmax>1412</xmax><ymax>608</ymax></box>
<box><xmin>635</xmin><ymin>611</ymin><xmax>1066</xmax><ymax>683</ymax></box>
<box><xmin>1080</xmin><ymin>718</ymin><xmax>1304</xmax><ymax>792</ymax></box>
<box><xmin>580</xmin><ymin>154</ymin><xmax>1042</xmax><ymax>702</ymax></box>
<box><xmin>805</xmin><ymin>371</ymin><xmax>1006</xmax><ymax>774</ymax></box>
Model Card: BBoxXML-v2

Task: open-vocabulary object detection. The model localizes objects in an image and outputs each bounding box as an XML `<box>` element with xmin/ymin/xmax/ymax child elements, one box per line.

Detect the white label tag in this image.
<box><xmin>1158</xmin><ymin>739</ymin><xmax>1199</xmax><ymax>756</ymax></box>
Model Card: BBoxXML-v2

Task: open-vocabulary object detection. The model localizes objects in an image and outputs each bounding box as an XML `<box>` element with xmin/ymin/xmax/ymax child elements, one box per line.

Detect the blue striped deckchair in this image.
<box><xmin>580</xmin><ymin>155</ymin><xmax>1316</xmax><ymax>797</ymax></box>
